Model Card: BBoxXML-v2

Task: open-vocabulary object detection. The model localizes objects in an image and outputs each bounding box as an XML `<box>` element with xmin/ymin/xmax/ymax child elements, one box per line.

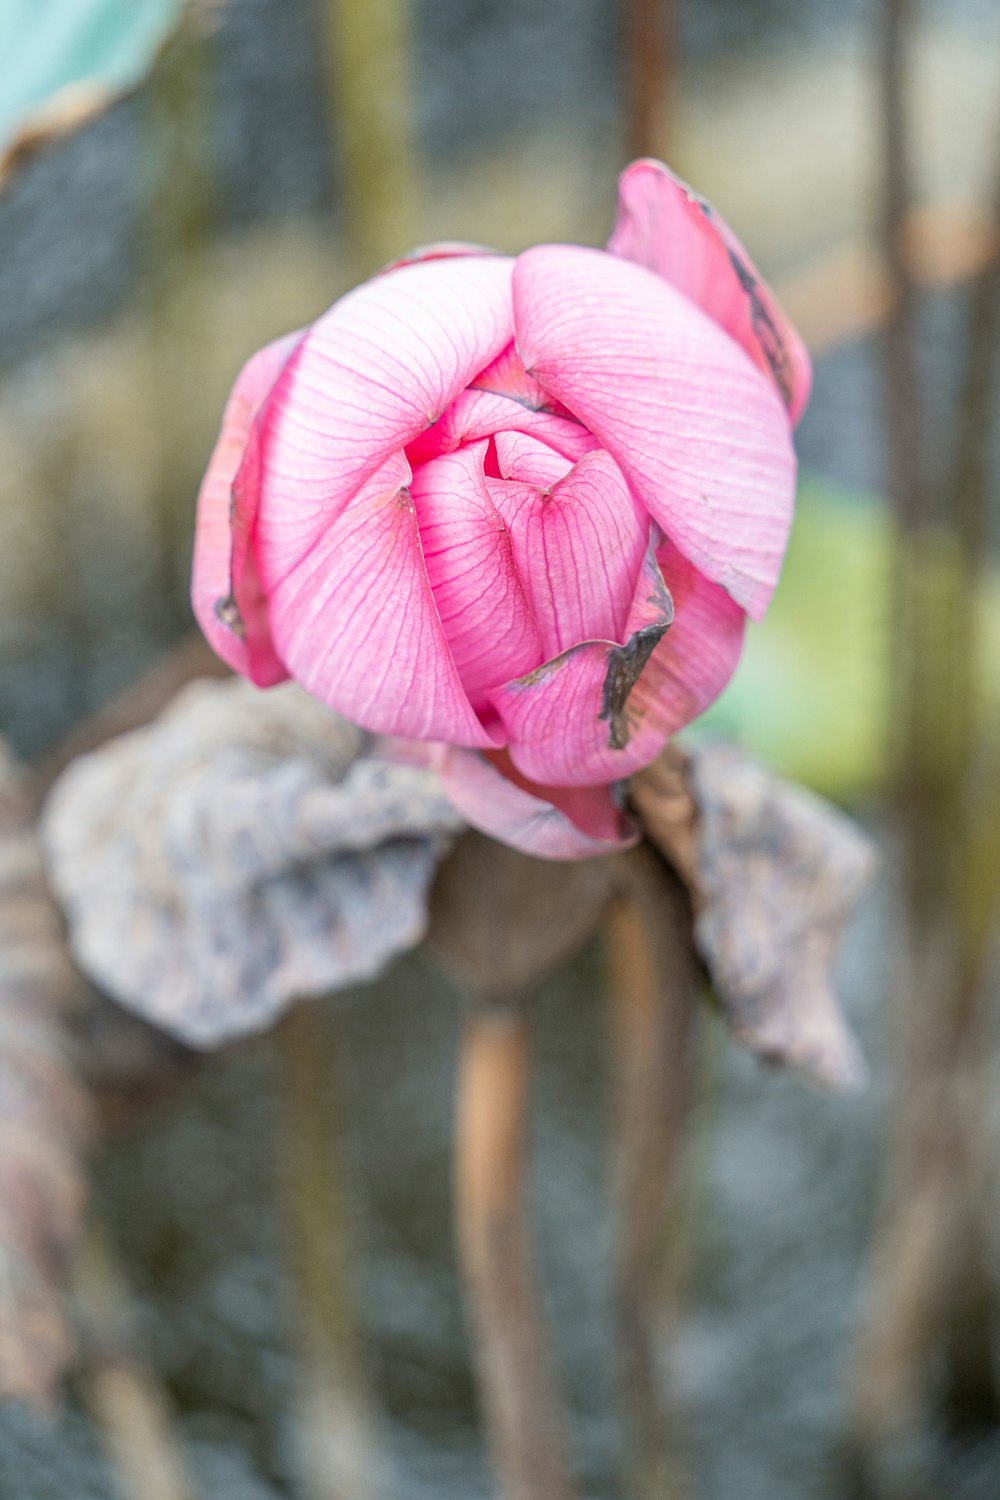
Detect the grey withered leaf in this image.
<box><xmin>0</xmin><ymin>742</ymin><xmax>94</xmax><ymax>1406</ymax></box>
<box><xmin>630</xmin><ymin>743</ymin><xmax>874</xmax><ymax>1090</ymax></box>
<box><xmin>40</xmin><ymin>678</ymin><xmax>464</xmax><ymax>1049</ymax></box>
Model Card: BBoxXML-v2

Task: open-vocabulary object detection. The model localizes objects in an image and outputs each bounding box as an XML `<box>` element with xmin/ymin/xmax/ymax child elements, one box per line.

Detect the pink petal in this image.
<box><xmin>409</xmin><ymin>443</ymin><xmax>543</xmax><ymax>701</ymax></box>
<box><xmin>227</xmin><ymin>422</ymin><xmax>288</xmax><ymax>685</ymax></box>
<box><xmin>645</xmin><ymin>536</ymin><xmax>747</xmax><ymax>728</ymax></box>
<box><xmin>486</xmin><ymin>540</ymin><xmax>676</xmax><ymax>786</ymax></box>
<box><xmin>607</xmin><ymin>159</ymin><xmax>812</xmax><ymax>424</ymax></box>
<box><xmin>190</xmin><ymin>333</ymin><xmax>300</xmax><ymax>683</ymax></box>
<box><xmin>471</xmin><ymin>341</ymin><xmax>571</xmax><ymax>416</ymax></box>
<box><xmin>407</xmin><ymin>339</ymin><xmax>590</xmax><ymax>465</ymax></box>
<box><xmin>513</xmin><ymin>245</ymin><xmax>796</xmax><ymax>621</ymax></box>
<box><xmin>265</xmin><ymin>450</ymin><xmax>501</xmax><ymax>746</ymax></box>
<box><xmin>406</xmin><ymin>389</ymin><xmax>596</xmax><ymax>469</ymax></box>
<box><xmin>487</xmin><ymin>449</ymin><xmax>649</xmax><ymax>657</ymax></box>
<box><xmin>382</xmin><ymin>240</ymin><xmax>495</xmax><ymax>273</ymax></box>
<box><xmin>434</xmin><ymin>745</ymin><xmax>638</xmax><ymax>859</ymax></box>
<box><xmin>492</xmin><ymin>429</ymin><xmax>575</xmax><ymax>486</ymax></box>
<box><xmin>521</xmin><ymin>414</ymin><xmax>603</xmax><ymax>464</ymax></box>
<box><xmin>253</xmin><ymin>256</ymin><xmax>514</xmax><ymax>587</ymax></box>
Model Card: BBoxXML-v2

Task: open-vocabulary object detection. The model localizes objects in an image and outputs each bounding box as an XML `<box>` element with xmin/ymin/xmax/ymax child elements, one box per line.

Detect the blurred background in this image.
<box><xmin>1</xmin><ymin>1</ymin><xmax>1000</xmax><ymax>1497</ymax></box>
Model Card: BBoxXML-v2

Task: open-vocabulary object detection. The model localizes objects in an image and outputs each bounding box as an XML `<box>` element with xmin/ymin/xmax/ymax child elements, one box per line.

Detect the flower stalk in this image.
<box><xmin>454</xmin><ymin>996</ymin><xmax>577</xmax><ymax>1500</ymax></box>
<box><xmin>276</xmin><ymin>1003</ymin><xmax>380</xmax><ymax>1500</ymax></box>
<box><xmin>625</xmin><ymin>0</ymin><xmax>676</xmax><ymax>160</ymax></box>
<box><xmin>607</xmin><ymin>847</ymin><xmax>698</xmax><ymax>1500</ymax></box>
<box><xmin>850</xmin><ymin>0</ymin><xmax>1000</xmax><ymax>1474</ymax></box>
<box><xmin>323</xmin><ymin>0</ymin><xmax>417</xmax><ymax>268</ymax></box>
<box><xmin>73</xmin><ymin>1221</ymin><xmax>197</xmax><ymax>1500</ymax></box>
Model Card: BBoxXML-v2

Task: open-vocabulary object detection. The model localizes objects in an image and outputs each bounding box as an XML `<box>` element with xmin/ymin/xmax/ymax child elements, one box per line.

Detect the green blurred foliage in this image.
<box><xmin>703</xmin><ymin>478</ymin><xmax>1000</xmax><ymax>802</ymax></box>
<box><xmin>702</xmin><ymin>480</ymin><xmax>894</xmax><ymax>801</ymax></box>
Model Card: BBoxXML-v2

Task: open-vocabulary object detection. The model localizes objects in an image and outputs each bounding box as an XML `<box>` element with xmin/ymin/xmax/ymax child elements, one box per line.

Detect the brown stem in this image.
<box><xmin>276</xmin><ymin>1003</ymin><xmax>380</xmax><ymax>1500</ymax></box>
<box><xmin>73</xmin><ymin>1222</ymin><xmax>197</xmax><ymax>1500</ymax></box>
<box><xmin>945</xmin><ymin>134</ymin><xmax>1000</xmax><ymax>776</ymax></box>
<box><xmin>946</xmin><ymin>123</ymin><xmax>1000</xmax><ymax>1022</ymax></box>
<box><xmin>850</xmin><ymin>9</ymin><xmax>1000</xmax><ymax>1466</ymax></box>
<box><xmin>454</xmin><ymin>999</ymin><xmax>576</xmax><ymax>1500</ymax></box>
<box><xmin>624</xmin><ymin>0</ymin><xmax>676</xmax><ymax>161</ymax></box>
<box><xmin>607</xmin><ymin>847</ymin><xmax>698</xmax><ymax>1500</ymax></box>
<box><xmin>879</xmin><ymin>0</ymin><xmax>937</xmax><ymax>882</ymax></box>
<box><xmin>879</xmin><ymin>0</ymin><xmax>922</xmax><ymax>516</ymax></box>
<box><xmin>0</xmin><ymin>745</ymin><xmax>95</xmax><ymax>1407</ymax></box>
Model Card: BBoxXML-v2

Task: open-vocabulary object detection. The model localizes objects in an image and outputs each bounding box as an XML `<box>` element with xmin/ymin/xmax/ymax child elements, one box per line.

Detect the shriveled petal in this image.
<box><xmin>513</xmin><ymin>244</ymin><xmax>796</xmax><ymax>620</ymax></box>
<box><xmin>253</xmin><ymin>256</ymin><xmax>514</xmax><ymax>587</ymax></box>
<box><xmin>487</xmin><ymin>449</ymin><xmax>649</xmax><ymax>656</ymax></box>
<box><xmin>410</xmin><ymin>443</ymin><xmax>543</xmax><ymax>701</ymax></box>
<box><xmin>434</xmin><ymin>745</ymin><xmax>638</xmax><ymax>860</ymax></box>
<box><xmin>265</xmin><ymin>450</ymin><xmax>500</xmax><ymax>747</ymax></box>
<box><xmin>486</xmin><ymin>541</ymin><xmax>675</xmax><ymax>786</ymax></box>
<box><xmin>191</xmin><ymin>332</ymin><xmax>300</xmax><ymax>684</ymax></box>
<box><xmin>607</xmin><ymin>159</ymin><xmax>812</xmax><ymax>423</ymax></box>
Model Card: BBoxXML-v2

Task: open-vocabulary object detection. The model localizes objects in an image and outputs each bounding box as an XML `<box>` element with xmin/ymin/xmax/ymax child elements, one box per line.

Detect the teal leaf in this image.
<box><xmin>0</xmin><ymin>0</ymin><xmax>182</xmax><ymax>186</ymax></box>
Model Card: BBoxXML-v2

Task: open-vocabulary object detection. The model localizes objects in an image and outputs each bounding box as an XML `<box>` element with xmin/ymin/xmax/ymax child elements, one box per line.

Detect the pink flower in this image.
<box><xmin>192</xmin><ymin>159</ymin><xmax>810</xmax><ymax>859</ymax></box>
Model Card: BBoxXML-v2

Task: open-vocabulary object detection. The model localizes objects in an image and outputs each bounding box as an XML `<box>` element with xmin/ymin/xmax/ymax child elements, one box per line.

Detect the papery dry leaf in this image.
<box><xmin>631</xmin><ymin>743</ymin><xmax>874</xmax><ymax>1090</ymax></box>
<box><xmin>0</xmin><ymin>742</ymin><xmax>94</xmax><ymax>1406</ymax></box>
<box><xmin>427</xmin><ymin>830</ymin><xmax>622</xmax><ymax>1001</ymax></box>
<box><xmin>41</xmin><ymin>679</ymin><xmax>464</xmax><ymax>1049</ymax></box>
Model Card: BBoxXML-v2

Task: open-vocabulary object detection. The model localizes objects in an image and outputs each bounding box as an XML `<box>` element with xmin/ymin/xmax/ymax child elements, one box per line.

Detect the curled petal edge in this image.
<box><xmin>429</xmin><ymin>745</ymin><xmax>639</xmax><ymax>861</ymax></box>
<box><xmin>607</xmin><ymin>157</ymin><xmax>812</xmax><ymax>424</ymax></box>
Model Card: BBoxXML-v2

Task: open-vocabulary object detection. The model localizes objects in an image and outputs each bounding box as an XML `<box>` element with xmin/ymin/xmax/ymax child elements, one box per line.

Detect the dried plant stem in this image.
<box><xmin>324</xmin><ymin>0</ymin><xmax>417</xmax><ymax>268</ymax></box>
<box><xmin>848</xmin><ymin>0</ymin><xmax>950</xmax><ymax>1458</ymax></box>
<box><xmin>454</xmin><ymin>999</ymin><xmax>577</xmax><ymax>1500</ymax></box>
<box><xmin>143</xmin><ymin>13</ymin><xmax>217</xmax><ymax>632</ymax></box>
<box><xmin>0</xmin><ymin>744</ymin><xmax>94</xmax><ymax>1406</ymax></box>
<box><xmin>850</xmin><ymin>1</ymin><xmax>1000</xmax><ymax>1471</ymax></box>
<box><xmin>607</xmin><ymin>848</ymin><xmax>698</xmax><ymax>1500</ymax></box>
<box><xmin>73</xmin><ymin>1222</ymin><xmax>197</xmax><ymax>1500</ymax></box>
<box><xmin>852</xmin><ymin>1031</ymin><xmax>994</xmax><ymax>1450</ymax></box>
<box><xmin>276</xmin><ymin>1004</ymin><xmax>380</xmax><ymax>1500</ymax></box>
<box><xmin>625</xmin><ymin>0</ymin><xmax>676</xmax><ymax>160</ymax></box>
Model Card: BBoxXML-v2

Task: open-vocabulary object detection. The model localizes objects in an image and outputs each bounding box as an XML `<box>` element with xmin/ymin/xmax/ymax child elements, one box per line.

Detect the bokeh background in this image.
<box><xmin>2</xmin><ymin>2</ymin><xmax>999</xmax><ymax>1497</ymax></box>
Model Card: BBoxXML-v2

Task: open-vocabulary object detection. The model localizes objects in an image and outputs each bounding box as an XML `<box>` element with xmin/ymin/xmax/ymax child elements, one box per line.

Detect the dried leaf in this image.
<box><xmin>427</xmin><ymin>830</ymin><xmax>622</xmax><ymax>1000</ymax></box>
<box><xmin>0</xmin><ymin>742</ymin><xmax>94</xmax><ymax>1406</ymax></box>
<box><xmin>631</xmin><ymin>743</ymin><xmax>875</xmax><ymax>1090</ymax></box>
<box><xmin>41</xmin><ymin>679</ymin><xmax>464</xmax><ymax>1049</ymax></box>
